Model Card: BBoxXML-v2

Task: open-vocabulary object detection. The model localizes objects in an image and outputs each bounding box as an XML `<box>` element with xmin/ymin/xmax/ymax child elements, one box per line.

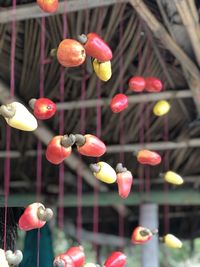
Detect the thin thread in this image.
<box><xmin>58</xmin><ymin>1</ymin><xmax>68</xmax><ymax>230</ymax></box>
<box><xmin>58</xmin><ymin>68</ymin><xmax>65</xmax><ymax>231</ymax></box>
<box><xmin>93</xmin><ymin>6</ymin><xmax>104</xmax><ymax>261</ymax></box>
<box><xmin>36</xmin><ymin>229</ymin><xmax>41</xmax><ymax>267</ymax></box>
<box><xmin>144</xmin><ymin>37</ymin><xmax>151</xmax><ymax>194</ymax></box>
<box><xmin>138</xmin><ymin>22</ymin><xmax>144</xmax><ymax>193</ymax></box>
<box><xmin>4</xmin><ymin>0</ymin><xmax>16</xmax><ymax>251</ymax></box>
<box><xmin>76</xmin><ymin>70</ymin><xmax>86</xmax><ymax>242</ymax></box>
<box><xmin>163</xmin><ymin>111</ymin><xmax>170</xmax><ymax>234</ymax></box>
<box><xmin>36</xmin><ymin>16</ymin><xmax>46</xmax><ymax>267</ymax></box>
<box><xmin>118</xmin><ymin>8</ymin><xmax>125</xmax><ymax>246</ymax></box>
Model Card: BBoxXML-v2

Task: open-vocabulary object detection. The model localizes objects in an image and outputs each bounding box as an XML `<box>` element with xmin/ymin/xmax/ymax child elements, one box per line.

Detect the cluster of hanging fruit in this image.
<box><xmin>0</xmin><ymin>98</ymin><xmax>56</xmax><ymax>131</ymax></box>
<box><xmin>54</xmin><ymin>247</ymin><xmax>127</xmax><ymax>267</ymax></box>
<box><xmin>131</xmin><ymin>226</ymin><xmax>182</xmax><ymax>248</ymax></box>
<box><xmin>110</xmin><ymin>75</ymin><xmax>171</xmax><ymax>116</ymax></box>
<box><xmin>52</xmin><ymin>32</ymin><xmax>112</xmax><ymax>82</ymax></box>
<box><xmin>0</xmin><ymin>0</ymin><xmax>182</xmax><ymax>263</ymax></box>
<box><xmin>15</xmin><ymin>201</ymin><xmax>183</xmax><ymax>266</ymax></box>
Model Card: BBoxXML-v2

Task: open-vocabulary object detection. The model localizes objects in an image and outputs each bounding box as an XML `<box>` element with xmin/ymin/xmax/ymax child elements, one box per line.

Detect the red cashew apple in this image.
<box><xmin>74</xmin><ymin>134</ymin><xmax>106</xmax><ymax>157</ymax></box>
<box><xmin>29</xmin><ymin>98</ymin><xmax>56</xmax><ymax>120</ymax></box>
<box><xmin>128</xmin><ymin>76</ymin><xmax>146</xmax><ymax>92</ymax></box>
<box><xmin>145</xmin><ymin>77</ymin><xmax>163</xmax><ymax>93</ymax></box>
<box><xmin>110</xmin><ymin>94</ymin><xmax>128</xmax><ymax>113</ymax></box>
<box><xmin>46</xmin><ymin>134</ymin><xmax>76</xmax><ymax>165</ymax></box>
<box><xmin>56</xmin><ymin>39</ymin><xmax>86</xmax><ymax>67</ymax></box>
<box><xmin>66</xmin><ymin>246</ymin><xmax>85</xmax><ymax>267</ymax></box>
<box><xmin>37</xmin><ymin>0</ymin><xmax>58</xmax><ymax>13</ymax></box>
<box><xmin>77</xmin><ymin>33</ymin><xmax>112</xmax><ymax>62</ymax></box>
<box><xmin>115</xmin><ymin>163</ymin><xmax>133</xmax><ymax>199</ymax></box>
<box><xmin>54</xmin><ymin>253</ymin><xmax>75</xmax><ymax>267</ymax></box>
<box><xmin>18</xmin><ymin>203</ymin><xmax>53</xmax><ymax>231</ymax></box>
<box><xmin>131</xmin><ymin>226</ymin><xmax>158</xmax><ymax>245</ymax></box>
<box><xmin>54</xmin><ymin>246</ymin><xmax>85</xmax><ymax>267</ymax></box>
<box><xmin>104</xmin><ymin>251</ymin><xmax>127</xmax><ymax>267</ymax></box>
<box><xmin>137</xmin><ymin>149</ymin><xmax>161</xmax><ymax>166</ymax></box>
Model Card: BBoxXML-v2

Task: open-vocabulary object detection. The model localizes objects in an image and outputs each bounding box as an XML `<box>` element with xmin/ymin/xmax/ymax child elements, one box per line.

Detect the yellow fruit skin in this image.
<box><xmin>164</xmin><ymin>234</ymin><xmax>182</xmax><ymax>248</ymax></box>
<box><xmin>5</xmin><ymin>102</ymin><xmax>38</xmax><ymax>131</ymax></box>
<box><xmin>164</xmin><ymin>171</ymin><xmax>184</xmax><ymax>185</ymax></box>
<box><xmin>153</xmin><ymin>100</ymin><xmax>170</xmax><ymax>117</ymax></box>
<box><xmin>0</xmin><ymin>249</ymin><xmax>9</xmax><ymax>267</ymax></box>
<box><xmin>93</xmin><ymin>59</ymin><xmax>112</xmax><ymax>82</ymax></box>
<box><xmin>93</xmin><ymin>162</ymin><xmax>117</xmax><ymax>184</ymax></box>
<box><xmin>83</xmin><ymin>263</ymin><xmax>97</xmax><ymax>267</ymax></box>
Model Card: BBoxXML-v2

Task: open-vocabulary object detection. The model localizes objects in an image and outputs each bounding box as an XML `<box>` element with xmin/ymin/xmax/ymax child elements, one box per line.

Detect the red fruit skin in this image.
<box><xmin>84</xmin><ymin>33</ymin><xmax>112</xmax><ymax>62</ymax></box>
<box><xmin>37</xmin><ymin>0</ymin><xmax>58</xmax><ymax>13</ymax></box>
<box><xmin>46</xmin><ymin>136</ymin><xmax>72</xmax><ymax>165</ymax></box>
<box><xmin>117</xmin><ymin>171</ymin><xmax>133</xmax><ymax>199</ymax></box>
<box><xmin>110</xmin><ymin>94</ymin><xmax>128</xmax><ymax>113</ymax></box>
<box><xmin>66</xmin><ymin>246</ymin><xmax>85</xmax><ymax>267</ymax></box>
<box><xmin>104</xmin><ymin>252</ymin><xmax>127</xmax><ymax>267</ymax></box>
<box><xmin>137</xmin><ymin>150</ymin><xmax>161</xmax><ymax>166</ymax></box>
<box><xmin>18</xmin><ymin>203</ymin><xmax>46</xmax><ymax>231</ymax></box>
<box><xmin>145</xmin><ymin>77</ymin><xmax>163</xmax><ymax>93</ymax></box>
<box><xmin>57</xmin><ymin>39</ymin><xmax>86</xmax><ymax>67</ymax></box>
<box><xmin>128</xmin><ymin>76</ymin><xmax>146</xmax><ymax>92</ymax></box>
<box><xmin>77</xmin><ymin>134</ymin><xmax>106</xmax><ymax>157</ymax></box>
<box><xmin>34</xmin><ymin>98</ymin><xmax>56</xmax><ymax>120</ymax></box>
<box><xmin>54</xmin><ymin>254</ymin><xmax>75</xmax><ymax>267</ymax></box>
<box><xmin>131</xmin><ymin>226</ymin><xmax>152</xmax><ymax>245</ymax></box>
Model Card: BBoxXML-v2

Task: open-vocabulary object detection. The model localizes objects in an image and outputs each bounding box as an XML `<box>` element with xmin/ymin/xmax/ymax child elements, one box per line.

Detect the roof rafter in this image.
<box><xmin>0</xmin><ymin>0</ymin><xmax>127</xmax><ymax>24</ymax></box>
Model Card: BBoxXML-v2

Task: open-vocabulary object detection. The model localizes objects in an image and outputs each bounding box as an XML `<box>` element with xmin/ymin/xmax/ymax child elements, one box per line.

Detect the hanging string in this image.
<box><xmin>58</xmin><ymin>1</ymin><xmax>68</xmax><ymax>230</ymax></box>
<box><xmin>93</xmin><ymin>5</ymin><xmax>104</xmax><ymax>262</ymax></box>
<box><xmin>3</xmin><ymin>0</ymin><xmax>16</xmax><ymax>251</ymax></box>
<box><xmin>138</xmin><ymin>21</ymin><xmax>145</xmax><ymax>193</ymax></box>
<box><xmin>76</xmin><ymin>74</ymin><xmax>86</xmax><ymax>242</ymax></box>
<box><xmin>76</xmin><ymin>5</ymin><xmax>89</xmax><ymax>242</ymax></box>
<box><xmin>144</xmin><ymin>36</ymin><xmax>152</xmax><ymax>195</ymax></box>
<box><xmin>118</xmin><ymin>6</ymin><xmax>125</xmax><ymax>246</ymax></box>
<box><xmin>77</xmin><ymin>0</ymin><xmax>92</xmax><ymax>244</ymax></box>
<box><xmin>36</xmin><ymin>15</ymin><xmax>46</xmax><ymax>267</ymax></box>
<box><xmin>163</xmin><ymin>91</ymin><xmax>170</xmax><ymax>234</ymax></box>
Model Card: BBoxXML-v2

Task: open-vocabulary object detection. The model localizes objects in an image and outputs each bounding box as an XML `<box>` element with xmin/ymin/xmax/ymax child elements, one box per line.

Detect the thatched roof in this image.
<box><xmin>0</xmin><ymin>0</ymin><xmax>200</xmax><ymax>241</ymax></box>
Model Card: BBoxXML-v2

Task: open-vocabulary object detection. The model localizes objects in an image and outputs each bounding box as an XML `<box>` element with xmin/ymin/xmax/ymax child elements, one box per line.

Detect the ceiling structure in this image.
<box><xmin>0</xmin><ymin>0</ymin><xmax>200</xmax><ymax>242</ymax></box>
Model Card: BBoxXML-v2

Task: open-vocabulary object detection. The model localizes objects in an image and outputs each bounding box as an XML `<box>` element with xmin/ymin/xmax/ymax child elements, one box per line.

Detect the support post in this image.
<box><xmin>139</xmin><ymin>203</ymin><xmax>159</xmax><ymax>267</ymax></box>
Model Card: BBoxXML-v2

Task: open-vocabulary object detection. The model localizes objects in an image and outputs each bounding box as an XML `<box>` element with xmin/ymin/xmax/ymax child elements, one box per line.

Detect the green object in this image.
<box><xmin>4</xmin><ymin>190</ymin><xmax>200</xmax><ymax>207</ymax></box>
<box><xmin>19</xmin><ymin>224</ymin><xmax>54</xmax><ymax>267</ymax></box>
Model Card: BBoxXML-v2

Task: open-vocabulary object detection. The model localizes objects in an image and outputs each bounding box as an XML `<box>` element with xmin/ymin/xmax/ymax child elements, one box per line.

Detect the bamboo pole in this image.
<box><xmin>129</xmin><ymin>0</ymin><xmax>200</xmax><ymax>115</ymax></box>
<box><xmin>106</xmin><ymin>139</ymin><xmax>200</xmax><ymax>153</ymax></box>
<box><xmin>55</xmin><ymin>90</ymin><xmax>191</xmax><ymax>110</ymax></box>
<box><xmin>0</xmin><ymin>0</ymin><xmax>127</xmax><ymax>24</ymax></box>
<box><xmin>1</xmin><ymin>138</ymin><xmax>200</xmax><ymax>157</ymax></box>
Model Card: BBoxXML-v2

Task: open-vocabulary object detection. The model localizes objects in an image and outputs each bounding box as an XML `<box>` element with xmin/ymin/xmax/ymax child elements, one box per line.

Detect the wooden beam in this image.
<box><xmin>0</xmin><ymin>138</ymin><xmax>200</xmax><ymax>158</ymax></box>
<box><xmin>129</xmin><ymin>0</ymin><xmax>200</xmax><ymax>115</ymax></box>
<box><xmin>106</xmin><ymin>139</ymin><xmax>200</xmax><ymax>153</ymax></box>
<box><xmin>0</xmin><ymin>0</ymin><xmax>127</xmax><ymax>24</ymax></box>
<box><xmin>2</xmin><ymin>190</ymin><xmax>200</xmax><ymax>206</ymax></box>
<box><xmin>56</xmin><ymin>90</ymin><xmax>192</xmax><ymax>110</ymax></box>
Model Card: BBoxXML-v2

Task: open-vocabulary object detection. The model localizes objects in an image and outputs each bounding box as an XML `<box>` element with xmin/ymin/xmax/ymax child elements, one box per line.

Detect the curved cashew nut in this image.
<box><xmin>37</xmin><ymin>206</ymin><xmax>54</xmax><ymax>222</ymax></box>
<box><xmin>5</xmin><ymin>250</ymin><xmax>23</xmax><ymax>266</ymax></box>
